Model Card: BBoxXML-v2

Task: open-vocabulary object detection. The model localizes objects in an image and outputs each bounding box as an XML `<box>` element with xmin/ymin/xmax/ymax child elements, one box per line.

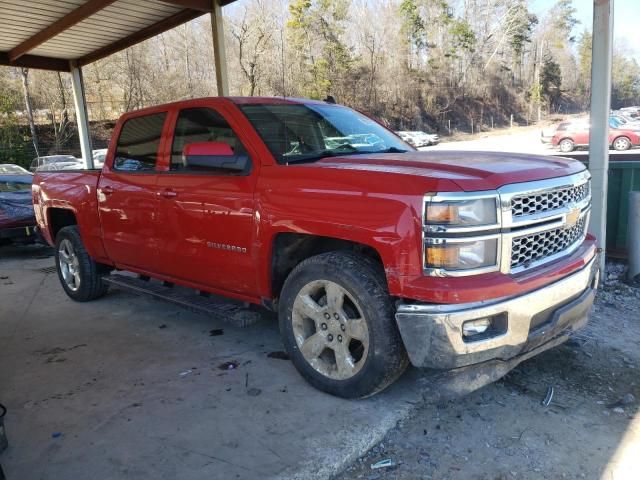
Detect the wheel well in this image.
<box><xmin>48</xmin><ymin>208</ymin><xmax>77</xmax><ymax>240</ymax></box>
<box><xmin>613</xmin><ymin>135</ymin><xmax>630</xmax><ymax>143</ymax></box>
<box><xmin>270</xmin><ymin>233</ymin><xmax>384</xmax><ymax>298</ymax></box>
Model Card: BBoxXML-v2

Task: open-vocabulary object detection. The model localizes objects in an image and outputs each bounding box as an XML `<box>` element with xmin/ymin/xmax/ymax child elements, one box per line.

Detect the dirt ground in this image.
<box><xmin>337</xmin><ymin>262</ymin><xmax>640</xmax><ymax>480</ymax></box>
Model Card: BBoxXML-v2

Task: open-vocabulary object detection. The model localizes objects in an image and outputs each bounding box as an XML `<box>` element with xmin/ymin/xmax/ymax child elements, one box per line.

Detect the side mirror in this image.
<box><xmin>182</xmin><ymin>142</ymin><xmax>248</xmax><ymax>172</ymax></box>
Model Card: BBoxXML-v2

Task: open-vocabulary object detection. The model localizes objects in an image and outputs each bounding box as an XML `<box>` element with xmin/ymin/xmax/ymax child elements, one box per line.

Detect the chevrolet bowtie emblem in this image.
<box><xmin>566</xmin><ymin>208</ymin><xmax>581</xmax><ymax>227</ymax></box>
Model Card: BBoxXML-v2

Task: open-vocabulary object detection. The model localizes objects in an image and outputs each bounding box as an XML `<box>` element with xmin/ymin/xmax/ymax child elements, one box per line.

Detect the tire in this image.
<box><xmin>278</xmin><ymin>251</ymin><xmax>409</xmax><ymax>398</ymax></box>
<box><xmin>613</xmin><ymin>136</ymin><xmax>631</xmax><ymax>151</ymax></box>
<box><xmin>559</xmin><ymin>138</ymin><xmax>575</xmax><ymax>153</ymax></box>
<box><xmin>55</xmin><ymin>226</ymin><xmax>109</xmax><ymax>302</ymax></box>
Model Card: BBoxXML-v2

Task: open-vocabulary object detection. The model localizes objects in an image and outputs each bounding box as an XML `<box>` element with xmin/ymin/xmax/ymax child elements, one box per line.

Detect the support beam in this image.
<box><xmin>9</xmin><ymin>0</ymin><xmax>117</xmax><ymax>61</ymax></box>
<box><xmin>78</xmin><ymin>9</ymin><xmax>203</xmax><ymax>66</ymax></box>
<box><xmin>588</xmin><ymin>0</ymin><xmax>614</xmax><ymax>274</ymax></box>
<box><xmin>0</xmin><ymin>52</ymin><xmax>70</xmax><ymax>72</ymax></box>
<box><xmin>70</xmin><ymin>62</ymin><xmax>94</xmax><ymax>170</ymax></box>
<box><xmin>210</xmin><ymin>0</ymin><xmax>229</xmax><ymax>96</ymax></box>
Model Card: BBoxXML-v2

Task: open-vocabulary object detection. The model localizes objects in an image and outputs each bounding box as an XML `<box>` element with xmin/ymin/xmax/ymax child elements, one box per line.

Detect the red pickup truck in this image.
<box><xmin>33</xmin><ymin>97</ymin><xmax>598</xmax><ymax>398</ymax></box>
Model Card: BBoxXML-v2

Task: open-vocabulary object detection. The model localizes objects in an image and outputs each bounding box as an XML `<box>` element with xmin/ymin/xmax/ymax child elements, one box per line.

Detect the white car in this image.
<box><xmin>397</xmin><ymin>131</ymin><xmax>438</xmax><ymax>147</ymax></box>
<box><xmin>411</xmin><ymin>131</ymin><xmax>439</xmax><ymax>146</ymax></box>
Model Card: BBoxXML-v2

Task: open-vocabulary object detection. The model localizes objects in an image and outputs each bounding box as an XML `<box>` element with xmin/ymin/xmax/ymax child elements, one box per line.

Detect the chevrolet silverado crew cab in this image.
<box><xmin>33</xmin><ymin>97</ymin><xmax>598</xmax><ymax>398</ymax></box>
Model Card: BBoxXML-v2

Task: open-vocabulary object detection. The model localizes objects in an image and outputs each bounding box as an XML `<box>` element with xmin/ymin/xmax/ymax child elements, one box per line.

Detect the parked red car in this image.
<box><xmin>33</xmin><ymin>97</ymin><xmax>598</xmax><ymax>398</ymax></box>
<box><xmin>551</xmin><ymin>118</ymin><xmax>640</xmax><ymax>152</ymax></box>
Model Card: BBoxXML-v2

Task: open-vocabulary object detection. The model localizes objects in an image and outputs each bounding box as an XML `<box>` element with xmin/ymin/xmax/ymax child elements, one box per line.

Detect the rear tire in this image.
<box><xmin>55</xmin><ymin>226</ymin><xmax>109</xmax><ymax>302</ymax></box>
<box><xmin>613</xmin><ymin>136</ymin><xmax>631</xmax><ymax>151</ymax></box>
<box><xmin>559</xmin><ymin>138</ymin><xmax>575</xmax><ymax>153</ymax></box>
<box><xmin>278</xmin><ymin>251</ymin><xmax>409</xmax><ymax>398</ymax></box>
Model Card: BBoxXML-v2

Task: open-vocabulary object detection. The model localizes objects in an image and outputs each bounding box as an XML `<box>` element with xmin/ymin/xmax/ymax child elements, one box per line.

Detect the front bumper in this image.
<box><xmin>395</xmin><ymin>256</ymin><xmax>599</xmax><ymax>369</ymax></box>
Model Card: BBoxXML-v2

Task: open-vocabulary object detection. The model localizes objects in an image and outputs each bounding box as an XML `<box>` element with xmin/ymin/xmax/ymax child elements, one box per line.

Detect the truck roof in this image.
<box><xmin>122</xmin><ymin>96</ymin><xmax>333</xmax><ymax>117</ymax></box>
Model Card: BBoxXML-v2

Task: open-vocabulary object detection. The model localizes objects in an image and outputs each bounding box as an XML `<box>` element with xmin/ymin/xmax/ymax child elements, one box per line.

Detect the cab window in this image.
<box><xmin>114</xmin><ymin>113</ymin><xmax>167</xmax><ymax>172</ymax></box>
<box><xmin>171</xmin><ymin>108</ymin><xmax>248</xmax><ymax>172</ymax></box>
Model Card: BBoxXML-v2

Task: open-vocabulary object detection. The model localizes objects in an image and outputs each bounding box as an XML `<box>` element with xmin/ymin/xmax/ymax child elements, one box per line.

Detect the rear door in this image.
<box><xmin>572</xmin><ymin>122</ymin><xmax>590</xmax><ymax>145</ymax></box>
<box><xmin>98</xmin><ymin>111</ymin><xmax>167</xmax><ymax>271</ymax></box>
<box><xmin>154</xmin><ymin>104</ymin><xmax>258</xmax><ymax>295</ymax></box>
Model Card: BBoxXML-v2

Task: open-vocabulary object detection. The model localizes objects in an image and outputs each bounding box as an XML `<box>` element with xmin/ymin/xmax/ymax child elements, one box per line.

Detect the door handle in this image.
<box><xmin>160</xmin><ymin>189</ymin><xmax>178</xmax><ymax>199</ymax></box>
<box><xmin>101</xmin><ymin>185</ymin><xmax>114</xmax><ymax>195</ymax></box>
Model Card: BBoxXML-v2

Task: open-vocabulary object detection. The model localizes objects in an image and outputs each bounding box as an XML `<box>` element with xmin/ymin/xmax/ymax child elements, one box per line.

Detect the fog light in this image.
<box><xmin>462</xmin><ymin>318</ymin><xmax>492</xmax><ymax>337</ymax></box>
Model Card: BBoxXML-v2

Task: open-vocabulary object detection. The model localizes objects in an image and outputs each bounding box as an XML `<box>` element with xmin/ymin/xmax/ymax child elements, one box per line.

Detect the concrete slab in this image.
<box><xmin>0</xmin><ymin>245</ymin><xmax>429</xmax><ymax>480</ymax></box>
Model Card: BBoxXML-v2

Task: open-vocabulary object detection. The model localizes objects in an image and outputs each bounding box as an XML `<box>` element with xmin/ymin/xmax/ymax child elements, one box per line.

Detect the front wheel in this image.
<box><xmin>613</xmin><ymin>136</ymin><xmax>631</xmax><ymax>151</ymax></box>
<box><xmin>278</xmin><ymin>251</ymin><xmax>409</xmax><ymax>398</ymax></box>
<box><xmin>55</xmin><ymin>226</ymin><xmax>109</xmax><ymax>302</ymax></box>
<box><xmin>559</xmin><ymin>138</ymin><xmax>575</xmax><ymax>153</ymax></box>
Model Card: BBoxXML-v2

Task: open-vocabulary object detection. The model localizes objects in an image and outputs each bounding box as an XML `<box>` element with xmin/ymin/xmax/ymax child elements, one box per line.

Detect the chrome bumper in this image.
<box><xmin>395</xmin><ymin>256</ymin><xmax>599</xmax><ymax>369</ymax></box>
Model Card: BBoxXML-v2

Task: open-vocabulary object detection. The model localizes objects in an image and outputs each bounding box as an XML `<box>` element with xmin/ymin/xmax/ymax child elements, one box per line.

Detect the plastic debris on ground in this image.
<box><xmin>370</xmin><ymin>459</ymin><xmax>395</xmax><ymax>470</ymax></box>
<box><xmin>218</xmin><ymin>361</ymin><xmax>238</xmax><ymax>370</ymax></box>
<box><xmin>542</xmin><ymin>386</ymin><xmax>554</xmax><ymax>407</ymax></box>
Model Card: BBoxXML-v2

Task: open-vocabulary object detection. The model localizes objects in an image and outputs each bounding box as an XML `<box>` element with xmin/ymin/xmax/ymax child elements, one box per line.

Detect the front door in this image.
<box><xmin>98</xmin><ymin>111</ymin><xmax>167</xmax><ymax>271</ymax></box>
<box><xmin>154</xmin><ymin>105</ymin><xmax>258</xmax><ymax>296</ymax></box>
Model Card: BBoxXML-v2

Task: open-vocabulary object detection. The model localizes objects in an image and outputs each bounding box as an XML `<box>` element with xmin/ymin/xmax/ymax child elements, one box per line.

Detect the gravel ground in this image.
<box><xmin>337</xmin><ymin>261</ymin><xmax>640</xmax><ymax>480</ymax></box>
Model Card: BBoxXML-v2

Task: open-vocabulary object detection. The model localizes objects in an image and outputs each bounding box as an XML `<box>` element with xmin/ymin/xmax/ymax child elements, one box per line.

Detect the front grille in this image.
<box><xmin>511</xmin><ymin>181</ymin><xmax>590</xmax><ymax>217</ymax></box>
<box><xmin>511</xmin><ymin>216</ymin><xmax>587</xmax><ymax>269</ymax></box>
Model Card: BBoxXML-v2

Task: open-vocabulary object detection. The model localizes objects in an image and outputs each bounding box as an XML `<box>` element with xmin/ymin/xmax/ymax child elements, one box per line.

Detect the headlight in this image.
<box><xmin>425</xmin><ymin>198</ymin><xmax>497</xmax><ymax>227</ymax></box>
<box><xmin>425</xmin><ymin>238</ymin><xmax>498</xmax><ymax>271</ymax></box>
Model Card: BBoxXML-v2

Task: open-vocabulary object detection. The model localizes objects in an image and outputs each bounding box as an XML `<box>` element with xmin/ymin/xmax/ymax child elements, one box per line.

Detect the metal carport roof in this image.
<box><xmin>0</xmin><ymin>0</ymin><xmax>236</xmax><ymax>169</ymax></box>
<box><xmin>0</xmin><ymin>0</ymin><xmax>235</xmax><ymax>71</ymax></box>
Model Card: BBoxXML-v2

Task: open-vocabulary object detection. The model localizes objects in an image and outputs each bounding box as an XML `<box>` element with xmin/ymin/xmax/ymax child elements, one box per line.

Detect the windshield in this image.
<box><xmin>239</xmin><ymin>103</ymin><xmax>412</xmax><ymax>164</ymax></box>
<box><xmin>0</xmin><ymin>164</ymin><xmax>30</xmax><ymax>174</ymax></box>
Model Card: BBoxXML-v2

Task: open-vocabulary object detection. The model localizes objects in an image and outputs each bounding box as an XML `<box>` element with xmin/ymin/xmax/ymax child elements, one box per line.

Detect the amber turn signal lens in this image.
<box><xmin>425</xmin><ymin>245</ymin><xmax>460</xmax><ymax>268</ymax></box>
<box><xmin>426</xmin><ymin>203</ymin><xmax>458</xmax><ymax>224</ymax></box>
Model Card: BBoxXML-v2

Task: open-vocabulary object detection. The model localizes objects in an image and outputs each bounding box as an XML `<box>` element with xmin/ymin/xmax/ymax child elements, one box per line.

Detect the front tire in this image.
<box><xmin>613</xmin><ymin>136</ymin><xmax>631</xmax><ymax>151</ymax></box>
<box><xmin>559</xmin><ymin>138</ymin><xmax>575</xmax><ymax>153</ymax></box>
<box><xmin>278</xmin><ymin>251</ymin><xmax>409</xmax><ymax>398</ymax></box>
<box><xmin>55</xmin><ymin>226</ymin><xmax>109</xmax><ymax>302</ymax></box>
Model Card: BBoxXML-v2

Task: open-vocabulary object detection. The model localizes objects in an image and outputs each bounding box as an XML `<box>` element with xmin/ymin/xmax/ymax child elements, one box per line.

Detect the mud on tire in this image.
<box><xmin>278</xmin><ymin>251</ymin><xmax>409</xmax><ymax>398</ymax></box>
<box><xmin>55</xmin><ymin>226</ymin><xmax>109</xmax><ymax>302</ymax></box>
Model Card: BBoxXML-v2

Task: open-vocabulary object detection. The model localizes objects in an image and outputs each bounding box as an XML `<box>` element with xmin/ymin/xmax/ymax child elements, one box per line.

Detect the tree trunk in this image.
<box><xmin>20</xmin><ymin>68</ymin><xmax>39</xmax><ymax>157</ymax></box>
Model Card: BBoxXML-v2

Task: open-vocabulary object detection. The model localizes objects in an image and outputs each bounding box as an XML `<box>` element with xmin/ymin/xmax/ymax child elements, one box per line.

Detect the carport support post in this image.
<box><xmin>211</xmin><ymin>0</ymin><xmax>229</xmax><ymax>96</ymax></box>
<box><xmin>588</xmin><ymin>0</ymin><xmax>614</xmax><ymax>275</ymax></box>
<box><xmin>69</xmin><ymin>61</ymin><xmax>94</xmax><ymax>169</ymax></box>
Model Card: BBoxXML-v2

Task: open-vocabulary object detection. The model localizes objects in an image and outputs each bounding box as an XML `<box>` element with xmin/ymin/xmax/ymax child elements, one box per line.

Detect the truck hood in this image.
<box><xmin>312</xmin><ymin>150</ymin><xmax>586</xmax><ymax>191</ymax></box>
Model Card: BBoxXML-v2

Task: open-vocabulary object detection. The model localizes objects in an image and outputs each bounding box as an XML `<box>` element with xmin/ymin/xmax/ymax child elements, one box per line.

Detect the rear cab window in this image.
<box><xmin>114</xmin><ymin>113</ymin><xmax>167</xmax><ymax>172</ymax></box>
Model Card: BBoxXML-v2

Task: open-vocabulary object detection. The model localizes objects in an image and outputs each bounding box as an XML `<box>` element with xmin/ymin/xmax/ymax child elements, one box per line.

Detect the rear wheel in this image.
<box><xmin>55</xmin><ymin>226</ymin><xmax>109</xmax><ymax>302</ymax></box>
<box><xmin>613</xmin><ymin>136</ymin><xmax>631</xmax><ymax>151</ymax></box>
<box><xmin>559</xmin><ymin>138</ymin><xmax>575</xmax><ymax>153</ymax></box>
<box><xmin>278</xmin><ymin>251</ymin><xmax>409</xmax><ymax>398</ymax></box>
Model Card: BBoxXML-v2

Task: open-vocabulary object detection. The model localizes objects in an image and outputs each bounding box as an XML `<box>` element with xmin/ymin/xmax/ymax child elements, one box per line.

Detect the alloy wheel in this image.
<box><xmin>291</xmin><ymin>280</ymin><xmax>369</xmax><ymax>380</ymax></box>
<box><xmin>58</xmin><ymin>238</ymin><xmax>81</xmax><ymax>292</ymax></box>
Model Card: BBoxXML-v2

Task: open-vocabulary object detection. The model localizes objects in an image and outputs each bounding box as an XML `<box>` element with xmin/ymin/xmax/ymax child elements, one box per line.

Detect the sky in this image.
<box><xmin>531</xmin><ymin>0</ymin><xmax>639</xmax><ymax>60</ymax></box>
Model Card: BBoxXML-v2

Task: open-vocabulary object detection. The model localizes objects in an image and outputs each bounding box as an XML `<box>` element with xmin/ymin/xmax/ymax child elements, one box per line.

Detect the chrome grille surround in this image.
<box><xmin>422</xmin><ymin>170</ymin><xmax>592</xmax><ymax>277</ymax></box>
<box><xmin>498</xmin><ymin>170</ymin><xmax>591</xmax><ymax>274</ymax></box>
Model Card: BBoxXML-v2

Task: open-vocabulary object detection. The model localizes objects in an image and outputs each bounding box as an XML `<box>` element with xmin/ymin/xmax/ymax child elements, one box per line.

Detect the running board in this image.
<box><xmin>102</xmin><ymin>274</ymin><xmax>261</xmax><ymax>328</ymax></box>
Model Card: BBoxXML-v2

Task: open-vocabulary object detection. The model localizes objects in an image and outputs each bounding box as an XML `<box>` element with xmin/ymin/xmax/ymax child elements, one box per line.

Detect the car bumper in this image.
<box><xmin>395</xmin><ymin>255</ymin><xmax>599</xmax><ymax>369</ymax></box>
<box><xmin>0</xmin><ymin>225</ymin><xmax>38</xmax><ymax>240</ymax></box>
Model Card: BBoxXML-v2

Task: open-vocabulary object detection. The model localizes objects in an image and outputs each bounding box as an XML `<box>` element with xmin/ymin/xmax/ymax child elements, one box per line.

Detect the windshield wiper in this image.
<box><xmin>285</xmin><ymin>147</ymin><xmax>368</xmax><ymax>164</ymax></box>
<box><xmin>373</xmin><ymin>147</ymin><xmax>409</xmax><ymax>153</ymax></box>
<box><xmin>284</xmin><ymin>146</ymin><xmax>408</xmax><ymax>164</ymax></box>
